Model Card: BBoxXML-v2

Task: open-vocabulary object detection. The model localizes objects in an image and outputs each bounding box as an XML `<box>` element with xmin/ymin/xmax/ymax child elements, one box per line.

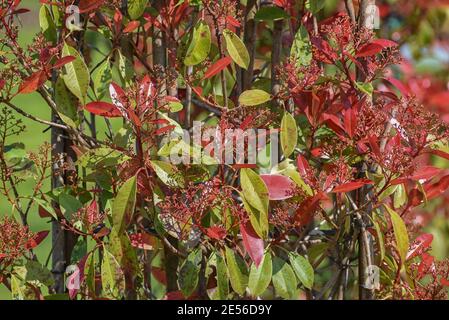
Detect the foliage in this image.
<box><xmin>1</xmin><ymin>0</ymin><xmax>449</xmax><ymax>300</ymax></box>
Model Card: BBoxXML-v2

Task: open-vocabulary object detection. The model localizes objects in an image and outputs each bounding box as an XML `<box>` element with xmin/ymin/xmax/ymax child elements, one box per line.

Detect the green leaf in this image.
<box><xmin>272</xmin><ymin>257</ymin><xmax>298</xmax><ymax>299</ymax></box>
<box><xmin>281</xmin><ymin>112</ymin><xmax>298</xmax><ymax>158</ymax></box>
<box><xmin>39</xmin><ymin>5</ymin><xmax>57</xmax><ymax>43</ymax></box>
<box><xmin>58</xmin><ymin>193</ymin><xmax>83</xmax><ymax>219</ymax></box>
<box><xmin>384</xmin><ymin>205</ymin><xmax>410</xmax><ymax>265</ymax></box>
<box><xmin>290</xmin><ymin>25</ymin><xmax>312</xmax><ymax>68</ymax></box>
<box><xmin>33</xmin><ymin>197</ymin><xmax>58</xmax><ymax>219</ymax></box>
<box><xmin>255</xmin><ymin>6</ymin><xmax>289</xmax><ymax>21</ymax></box>
<box><xmin>112</xmin><ymin>175</ymin><xmax>137</xmax><ymax>233</ymax></box>
<box><xmin>223</xmin><ymin>29</ymin><xmax>250</xmax><ymax>69</ymax></box>
<box><xmin>306</xmin><ymin>0</ymin><xmax>326</xmax><ymax>14</ymax></box>
<box><xmin>239</xmin><ymin>89</ymin><xmax>271</xmax><ymax>106</ymax></box>
<box><xmin>169</xmin><ymin>101</ymin><xmax>184</xmax><ymax>113</ymax></box>
<box><xmin>373</xmin><ymin>215</ymin><xmax>385</xmax><ymax>263</ymax></box>
<box><xmin>240</xmin><ymin>168</ymin><xmax>269</xmax><ymax>238</ymax></box>
<box><xmin>179</xmin><ymin>249</ymin><xmax>202</xmax><ymax>298</ymax></box>
<box><xmin>55</xmin><ymin>76</ymin><xmax>79</xmax><ymax>127</ymax></box>
<box><xmin>84</xmin><ymin>252</ymin><xmax>96</xmax><ymax>295</ymax></box>
<box><xmin>356</xmin><ymin>82</ymin><xmax>374</xmax><ymax>97</ymax></box>
<box><xmin>215</xmin><ymin>253</ymin><xmax>229</xmax><ymax>299</ymax></box>
<box><xmin>101</xmin><ymin>249</ymin><xmax>125</xmax><ymax>299</ymax></box>
<box><xmin>184</xmin><ymin>22</ymin><xmax>211</xmax><ymax>66</ymax></box>
<box><xmin>116</xmin><ymin>50</ymin><xmax>133</xmax><ymax>88</ymax></box>
<box><xmin>394</xmin><ymin>184</ymin><xmax>407</xmax><ymax>208</ymax></box>
<box><xmin>248</xmin><ymin>252</ymin><xmax>272</xmax><ymax>297</ymax></box>
<box><xmin>62</xmin><ymin>43</ymin><xmax>90</xmax><ymax>105</ymax></box>
<box><xmin>25</xmin><ymin>260</ymin><xmax>54</xmax><ymax>287</ymax></box>
<box><xmin>128</xmin><ymin>0</ymin><xmax>149</xmax><ymax>20</ymax></box>
<box><xmin>288</xmin><ymin>253</ymin><xmax>314</xmax><ymax>290</ymax></box>
<box><xmin>11</xmin><ymin>274</ymin><xmax>25</xmax><ymax>300</ymax></box>
<box><xmin>94</xmin><ymin>59</ymin><xmax>112</xmax><ymax>100</ymax></box>
<box><xmin>108</xmin><ymin>227</ymin><xmax>139</xmax><ymax>279</ymax></box>
<box><xmin>150</xmin><ymin>160</ymin><xmax>185</xmax><ymax>188</ymax></box>
<box><xmin>225</xmin><ymin>247</ymin><xmax>248</xmax><ymax>296</ymax></box>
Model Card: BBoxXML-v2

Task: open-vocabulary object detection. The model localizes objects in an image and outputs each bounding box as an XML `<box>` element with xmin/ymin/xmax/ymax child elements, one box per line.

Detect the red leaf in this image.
<box><xmin>384</xmin><ymin>77</ymin><xmax>410</xmax><ymax>97</ymax></box>
<box><xmin>344</xmin><ymin>108</ymin><xmax>356</xmax><ymax>139</ymax></box>
<box><xmin>408</xmin><ymin>188</ymin><xmax>424</xmax><ymax>207</ymax></box>
<box><xmin>152</xmin><ymin>267</ymin><xmax>167</xmax><ymax>285</ymax></box>
<box><xmin>332</xmin><ymin>179</ymin><xmax>373</xmax><ymax>193</ymax></box>
<box><xmin>26</xmin><ymin>231</ymin><xmax>49</xmax><ymax>249</ymax></box>
<box><xmin>297</xmin><ymin>154</ymin><xmax>310</xmax><ymax>176</ymax></box>
<box><xmin>356</xmin><ymin>39</ymin><xmax>397</xmax><ymax>58</ymax></box>
<box><xmin>372</xmin><ymin>39</ymin><xmax>398</xmax><ymax>48</ymax></box>
<box><xmin>441</xmin><ymin>278</ymin><xmax>449</xmax><ymax>287</ymax></box>
<box><xmin>323</xmin><ymin>113</ymin><xmax>346</xmax><ymax>138</ymax></box>
<box><xmin>424</xmin><ymin>175</ymin><xmax>449</xmax><ymax>200</ymax></box>
<box><xmin>85</xmin><ymin>102</ymin><xmax>122</xmax><ymax>117</ymax></box>
<box><xmin>426</xmin><ymin>149</ymin><xmax>449</xmax><ymax>161</ymax></box>
<box><xmin>206</xmin><ymin>226</ymin><xmax>227</xmax><ymax>240</ymax></box>
<box><xmin>155</xmin><ymin>125</ymin><xmax>176</xmax><ymax>136</ymax></box>
<box><xmin>52</xmin><ymin>56</ymin><xmax>75</xmax><ymax>69</ymax></box>
<box><xmin>226</xmin><ymin>15</ymin><xmax>241</xmax><ymax>28</ymax></box>
<box><xmin>368</xmin><ymin>135</ymin><xmax>381</xmax><ymax>158</ymax></box>
<box><xmin>411</xmin><ymin>166</ymin><xmax>441</xmax><ymax>181</ymax></box>
<box><xmin>129</xmin><ymin>232</ymin><xmax>157</xmax><ymax>250</ymax></box>
<box><xmin>67</xmin><ymin>254</ymin><xmax>89</xmax><ymax>300</ymax></box>
<box><xmin>38</xmin><ymin>202</ymin><xmax>53</xmax><ymax>218</ymax></box>
<box><xmin>109</xmin><ymin>82</ymin><xmax>127</xmax><ymax>109</ymax></box>
<box><xmin>294</xmin><ymin>192</ymin><xmax>326</xmax><ymax>226</ymax></box>
<box><xmin>79</xmin><ymin>0</ymin><xmax>104</xmax><ymax>13</ymax></box>
<box><xmin>311</xmin><ymin>36</ymin><xmax>337</xmax><ymax>63</ymax></box>
<box><xmin>123</xmin><ymin>20</ymin><xmax>140</xmax><ymax>33</ymax></box>
<box><xmin>192</xmin><ymin>86</ymin><xmax>203</xmax><ymax>97</ymax></box>
<box><xmin>240</xmin><ymin>222</ymin><xmax>264</xmax><ymax>267</ymax></box>
<box><xmin>407</xmin><ymin>233</ymin><xmax>433</xmax><ymax>261</ymax></box>
<box><xmin>203</xmin><ymin>56</ymin><xmax>232</xmax><ymax>80</ymax></box>
<box><xmin>418</xmin><ymin>253</ymin><xmax>434</xmax><ymax>277</ymax></box>
<box><xmin>18</xmin><ymin>71</ymin><xmax>47</xmax><ymax>94</ymax></box>
<box><xmin>260</xmin><ymin>174</ymin><xmax>295</xmax><ymax>200</ymax></box>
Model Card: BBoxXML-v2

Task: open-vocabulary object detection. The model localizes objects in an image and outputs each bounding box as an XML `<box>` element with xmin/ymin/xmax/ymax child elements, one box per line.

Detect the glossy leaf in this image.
<box><xmin>281</xmin><ymin>112</ymin><xmax>298</xmax><ymax>158</ymax></box>
<box><xmin>240</xmin><ymin>168</ymin><xmax>269</xmax><ymax>238</ymax></box>
<box><xmin>62</xmin><ymin>43</ymin><xmax>90</xmax><ymax>104</ymax></box>
<box><xmin>385</xmin><ymin>205</ymin><xmax>410</xmax><ymax>265</ymax></box>
<box><xmin>85</xmin><ymin>102</ymin><xmax>122</xmax><ymax>118</ymax></box>
<box><xmin>150</xmin><ymin>160</ymin><xmax>185</xmax><ymax>188</ymax></box>
<box><xmin>260</xmin><ymin>174</ymin><xmax>295</xmax><ymax>200</ymax></box>
<box><xmin>240</xmin><ymin>222</ymin><xmax>264</xmax><ymax>267</ymax></box>
<box><xmin>272</xmin><ymin>257</ymin><xmax>298</xmax><ymax>300</ymax></box>
<box><xmin>289</xmin><ymin>252</ymin><xmax>314</xmax><ymax>289</ymax></box>
<box><xmin>39</xmin><ymin>5</ymin><xmax>56</xmax><ymax>43</ymax></box>
<box><xmin>101</xmin><ymin>249</ymin><xmax>125</xmax><ymax>299</ymax></box>
<box><xmin>223</xmin><ymin>29</ymin><xmax>250</xmax><ymax>69</ymax></box>
<box><xmin>112</xmin><ymin>175</ymin><xmax>137</xmax><ymax>233</ymax></box>
<box><xmin>94</xmin><ymin>59</ymin><xmax>112</xmax><ymax>100</ymax></box>
<box><xmin>254</xmin><ymin>6</ymin><xmax>289</xmax><ymax>21</ymax></box>
<box><xmin>239</xmin><ymin>89</ymin><xmax>271</xmax><ymax>106</ymax></box>
<box><xmin>55</xmin><ymin>76</ymin><xmax>79</xmax><ymax>127</ymax></box>
<box><xmin>248</xmin><ymin>252</ymin><xmax>272</xmax><ymax>297</ymax></box>
<box><xmin>225</xmin><ymin>247</ymin><xmax>248</xmax><ymax>296</ymax></box>
<box><xmin>184</xmin><ymin>22</ymin><xmax>211</xmax><ymax>66</ymax></box>
<box><xmin>332</xmin><ymin>179</ymin><xmax>373</xmax><ymax>193</ymax></box>
<box><xmin>128</xmin><ymin>0</ymin><xmax>149</xmax><ymax>20</ymax></box>
<box><xmin>203</xmin><ymin>56</ymin><xmax>232</xmax><ymax>79</ymax></box>
<box><xmin>179</xmin><ymin>249</ymin><xmax>202</xmax><ymax>298</ymax></box>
